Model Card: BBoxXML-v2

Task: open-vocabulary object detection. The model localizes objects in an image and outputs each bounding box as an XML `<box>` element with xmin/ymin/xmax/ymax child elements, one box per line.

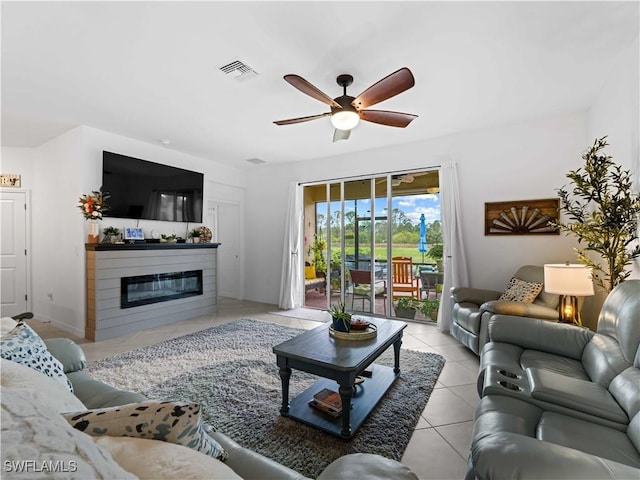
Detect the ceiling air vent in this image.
<box><xmin>219</xmin><ymin>60</ymin><xmax>258</xmax><ymax>81</ymax></box>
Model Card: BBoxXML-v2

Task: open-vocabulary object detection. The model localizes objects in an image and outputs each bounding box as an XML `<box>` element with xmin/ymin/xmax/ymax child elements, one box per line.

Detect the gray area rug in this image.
<box><xmin>88</xmin><ymin>319</ymin><xmax>445</xmax><ymax>478</ymax></box>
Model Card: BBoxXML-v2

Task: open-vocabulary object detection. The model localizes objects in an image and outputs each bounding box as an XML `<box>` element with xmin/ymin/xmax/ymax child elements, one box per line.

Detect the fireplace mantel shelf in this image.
<box><xmin>85</xmin><ymin>242</ymin><xmax>221</xmax><ymax>251</ymax></box>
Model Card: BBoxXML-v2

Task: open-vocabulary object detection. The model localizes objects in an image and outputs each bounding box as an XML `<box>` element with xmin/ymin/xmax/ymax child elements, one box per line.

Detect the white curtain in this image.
<box><xmin>437</xmin><ymin>162</ymin><xmax>470</xmax><ymax>332</ymax></box>
<box><xmin>279</xmin><ymin>182</ymin><xmax>303</xmax><ymax>309</ymax></box>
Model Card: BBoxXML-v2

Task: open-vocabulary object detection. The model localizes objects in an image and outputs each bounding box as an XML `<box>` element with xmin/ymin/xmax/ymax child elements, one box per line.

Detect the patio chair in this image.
<box><xmin>391</xmin><ymin>256</ymin><xmax>419</xmax><ymax>299</ymax></box>
<box><xmin>349</xmin><ymin>269</ymin><xmax>386</xmax><ymax>312</ymax></box>
<box><xmin>419</xmin><ymin>270</ymin><xmax>442</xmax><ymax>300</ymax></box>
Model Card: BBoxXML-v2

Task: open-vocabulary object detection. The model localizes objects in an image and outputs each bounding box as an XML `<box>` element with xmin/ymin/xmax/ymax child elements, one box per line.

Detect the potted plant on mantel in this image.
<box><xmin>554</xmin><ymin>136</ymin><xmax>640</xmax><ymax>293</ymax></box>
<box><xmin>328</xmin><ymin>301</ymin><xmax>351</xmax><ymax>332</ymax></box>
<box><xmin>188</xmin><ymin>228</ymin><xmax>202</xmax><ymax>243</ymax></box>
<box><xmin>101</xmin><ymin>226</ymin><xmax>120</xmax><ymax>244</ymax></box>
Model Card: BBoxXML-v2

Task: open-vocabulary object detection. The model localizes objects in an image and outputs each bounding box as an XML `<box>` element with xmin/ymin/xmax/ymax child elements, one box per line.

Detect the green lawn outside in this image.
<box><xmin>330</xmin><ymin>243</ymin><xmax>437</xmax><ymax>265</ymax></box>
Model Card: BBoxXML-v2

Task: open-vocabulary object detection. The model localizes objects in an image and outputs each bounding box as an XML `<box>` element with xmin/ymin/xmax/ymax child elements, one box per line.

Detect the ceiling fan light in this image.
<box><xmin>331</xmin><ymin>110</ymin><xmax>360</xmax><ymax>131</ymax></box>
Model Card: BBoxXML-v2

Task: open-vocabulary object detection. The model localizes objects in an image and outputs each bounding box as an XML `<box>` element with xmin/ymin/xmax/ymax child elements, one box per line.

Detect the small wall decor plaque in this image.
<box><xmin>485</xmin><ymin>198</ymin><xmax>560</xmax><ymax>235</ymax></box>
<box><xmin>0</xmin><ymin>174</ymin><xmax>21</xmax><ymax>187</ymax></box>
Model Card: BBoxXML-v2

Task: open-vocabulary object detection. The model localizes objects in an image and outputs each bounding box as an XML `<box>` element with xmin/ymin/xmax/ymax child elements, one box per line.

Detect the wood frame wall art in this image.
<box><xmin>485</xmin><ymin>198</ymin><xmax>560</xmax><ymax>235</ymax></box>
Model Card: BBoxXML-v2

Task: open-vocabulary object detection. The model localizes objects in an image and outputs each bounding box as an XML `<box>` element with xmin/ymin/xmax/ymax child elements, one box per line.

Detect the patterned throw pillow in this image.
<box><xmin>1</xmin><ymin>322</ymin><xmax>74</xmax><ymax>393</ymax></box>
<box><xmin>62</xmin><ymin>401</ymin><xmax>228</xmax><ymax>462</ymax></box>
<box><xmin>498</xmin><ymin>277</ymin><xmax>543</xmax><ymax>303</ymax></box>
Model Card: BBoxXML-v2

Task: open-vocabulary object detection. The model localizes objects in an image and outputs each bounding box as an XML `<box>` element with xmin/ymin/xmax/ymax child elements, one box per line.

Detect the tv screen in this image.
<box><xmin>102</xmin><ymin>151</ymin><xmax>203</xmax><ymax>223</ymax></box>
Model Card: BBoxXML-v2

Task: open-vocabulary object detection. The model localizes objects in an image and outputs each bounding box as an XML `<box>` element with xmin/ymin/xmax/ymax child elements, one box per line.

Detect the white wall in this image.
<box><xmin>3</xmin><ymin>126</ymin><xmax>246</xmax><ymax>336</ymax></box>
<box><xmin>587</xmin><ymin>35</ymin><xmax>639</xmax><ymax>279</ymax></box>
<box><xmin>1</xmin><ymin>147</ymin><xmax>34</xmax><ymax>188</ymax></box>
<box><xmin>245</xmin><ymin>113</ymin><xmax>588</xmax><ymax>311</ymax></box>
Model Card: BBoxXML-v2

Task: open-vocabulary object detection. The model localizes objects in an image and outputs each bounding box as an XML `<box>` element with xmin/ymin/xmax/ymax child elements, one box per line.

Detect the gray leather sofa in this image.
<box><xmin>467</xmin><ymin>279</ymin><xmax>640</xmax><ymax>479</ymax></box>
<box><xmin>43</xmin><ymin>337</ymin><xmax>417</xmax><ymax>480</ymax></box>
<box><xmin>450</xmin><ymin>265</ymin><xmax>559</xmax><ymax>355</ymax></box>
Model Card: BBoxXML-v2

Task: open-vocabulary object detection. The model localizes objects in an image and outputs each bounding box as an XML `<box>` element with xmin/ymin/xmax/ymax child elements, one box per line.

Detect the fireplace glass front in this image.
<box><xmin>121</xmin><ymin>270</ymin><xmax>203</xmax><ymax>308</ymax></box>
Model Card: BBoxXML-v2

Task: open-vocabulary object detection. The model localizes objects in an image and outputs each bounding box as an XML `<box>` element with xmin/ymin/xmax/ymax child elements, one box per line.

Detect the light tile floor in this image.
<box><xmin>31</xmin><ymin>297</ymin><xmax>479</xmax><ymax>480</ymax></box>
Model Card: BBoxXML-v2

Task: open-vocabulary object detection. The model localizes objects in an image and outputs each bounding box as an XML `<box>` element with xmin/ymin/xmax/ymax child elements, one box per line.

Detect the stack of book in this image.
<box><xmin>308</xmin><ymin>387</ymin><xmax>342</xmax><ymax>417</ymax></box>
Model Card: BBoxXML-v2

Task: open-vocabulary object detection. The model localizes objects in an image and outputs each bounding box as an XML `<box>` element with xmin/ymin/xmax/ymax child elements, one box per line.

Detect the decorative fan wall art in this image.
<box><xmin>484</xmin><ymin>198</ymin><xmax>560</xmax><ymax>235</ymax></box>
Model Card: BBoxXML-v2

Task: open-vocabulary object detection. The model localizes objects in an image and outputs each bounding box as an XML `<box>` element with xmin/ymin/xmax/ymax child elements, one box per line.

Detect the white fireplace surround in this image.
<box><xmin>85</xmin><ymin>243</ymin><xmax>219</xmax><ymax>341</ymax></box>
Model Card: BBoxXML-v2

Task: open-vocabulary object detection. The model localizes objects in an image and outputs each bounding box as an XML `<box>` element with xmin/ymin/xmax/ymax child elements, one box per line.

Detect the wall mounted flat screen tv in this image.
<box><xmin>102</xmin><ymin>151</ymin><xmax>203</xmax><ymax>223</ymax></box>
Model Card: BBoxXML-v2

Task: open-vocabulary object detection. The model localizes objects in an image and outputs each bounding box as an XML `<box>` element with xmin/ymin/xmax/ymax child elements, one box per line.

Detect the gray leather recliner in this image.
<box><xmin>450</xmin><ymin>265</ymin><xmax>559</xmax><ymax>355</ymax></box>
<box><xmin>467</xmin><ymin>279</ymin><xmax>640</xmax><ymax>479</ymax></box>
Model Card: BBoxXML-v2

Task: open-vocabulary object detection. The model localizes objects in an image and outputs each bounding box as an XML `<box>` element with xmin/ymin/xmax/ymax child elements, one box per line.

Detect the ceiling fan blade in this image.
<box><xmin>274</xmin><ymin>112</ymin><xmax>331</xmax><ymax>126</ymax></box>
<box><xmin>284</xmin><ymin>74</ymin><xmax>341</xmax><ymax>108</ymax></box>
<box><xmin>359</xmin><ymin>110</ymin><xmax>418</xmax><ymax>128</ymax></box>
<box><xmin>352</xmin><ymin>67</ymin><xmax>415</xmax><ymax>109</ymax></box>
<box><xmin>333</xmin><ymin>128</ymin><xmax>351</xmax><ymax>142</ymax></box>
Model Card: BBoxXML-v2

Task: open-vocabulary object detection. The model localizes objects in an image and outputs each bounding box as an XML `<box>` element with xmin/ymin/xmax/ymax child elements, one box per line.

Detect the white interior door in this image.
<box><xmin>1</xmin><ymin>191</ymin><xmax>29</xmax><ymax>316</ymax></box>
<box><xmin>214</xmin><ymin>202</ymin><xmax>241</xmax><ymax>299</ymax></box>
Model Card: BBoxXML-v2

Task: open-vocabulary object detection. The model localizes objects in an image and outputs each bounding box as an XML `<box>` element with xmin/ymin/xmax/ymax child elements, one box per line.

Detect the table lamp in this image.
<box><xmin>544</xmin><ymin>263</ymin><xmax>595</xmax><ymax>326</ymax></box>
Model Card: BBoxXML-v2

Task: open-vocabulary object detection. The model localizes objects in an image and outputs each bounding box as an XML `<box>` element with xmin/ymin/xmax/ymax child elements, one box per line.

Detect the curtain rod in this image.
<box><xmin>297</xmin><ymin>166</ymin><xmax>441</xmax><ymax>186</ymax></box>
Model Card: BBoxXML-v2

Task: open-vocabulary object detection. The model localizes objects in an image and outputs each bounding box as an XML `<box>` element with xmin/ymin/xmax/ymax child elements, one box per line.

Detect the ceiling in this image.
<box><xmin>2</xmin><ymin>2</ymin><xmax>638</xmax><ymax>168</ymax></box>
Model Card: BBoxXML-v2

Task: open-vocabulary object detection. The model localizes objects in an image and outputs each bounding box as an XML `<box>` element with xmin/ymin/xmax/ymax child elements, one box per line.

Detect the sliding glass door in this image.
<box><xmin>303</xmin><ymin>169</ymin><xmax>441</xmax><ymax>321</ymax></box>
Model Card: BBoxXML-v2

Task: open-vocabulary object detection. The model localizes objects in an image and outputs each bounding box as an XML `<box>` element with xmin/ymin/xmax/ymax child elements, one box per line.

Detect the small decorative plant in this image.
<box><xmin>161</xmin><ymin>233</ymin><xmax>177</xmax><ymax>243</ymax></box>
<box><xmin>554</xmin><ymin>136</ymin><xmax>640</xmax><ymax>292</ymax></box>
<box><xmin>101</xmin><ymin>226</ymin><xmax>120</xmax><ymax>243</ymax></box>
<box><xmin>78</xmin><ymin>190</ymin><xmax>110</xmax><ymax>220</ymax></box>
<box><xmin>189</xmin><ymin>229</ymin><xmax>201</xmax><ymax>238</ymax></box>
<box><xmin>328</xmin><ymin>301</ymin><xmax>351</xmax><ymax>332</ymax></box>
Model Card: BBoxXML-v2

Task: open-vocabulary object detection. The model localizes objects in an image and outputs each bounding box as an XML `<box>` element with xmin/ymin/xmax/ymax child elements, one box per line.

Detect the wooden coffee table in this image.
<box><xmin>272</xmin><ymin>317</ymin><xmax>407</xmax><ymax>439</ymax></box>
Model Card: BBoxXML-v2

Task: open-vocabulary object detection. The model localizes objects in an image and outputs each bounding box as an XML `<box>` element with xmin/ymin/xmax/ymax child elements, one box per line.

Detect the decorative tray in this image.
<box><xmin>329</xmin><ymin>323</ymin><xmax>377</xmax><ymax>341</ymax></box>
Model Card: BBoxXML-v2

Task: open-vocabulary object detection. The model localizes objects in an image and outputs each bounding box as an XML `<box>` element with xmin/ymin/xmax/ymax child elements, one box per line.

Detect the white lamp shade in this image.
<box><xmin>544</xmin><ymin>264</ymin><xmax>595</xmax><ymax>296</ymax></box>
<box><xmin>331</xmin><ymin>110</ymin><xmax>360</xmax><ymax>130</ymax></box>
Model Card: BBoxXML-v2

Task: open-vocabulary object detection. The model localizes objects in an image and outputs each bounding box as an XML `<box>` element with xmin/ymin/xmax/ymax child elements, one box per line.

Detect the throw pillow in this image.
<box><xmin>498</xmin><ymin>277</ymin><xmax>543</xmax><ymax>303</ymax></box>
<box><xmin>1</xmin><ymin>322</ymin><xmax>74</xmax><ymax>393</ymax></box>
<box><xmin>94</xmin><ymin>436</ymin><xmax>242</xmax><ymax>480</ymax></box>
<box><xmin>1</xmin><ymin>358</ymin><xmax>86</xmax><ymax>414</ymax></box>
<box><xmin>62</xmin><ymin>401</ymin><xmax>228</xmax><ymax>462</ymax></box>
<box><xmin>305</xmin><ymin>265</ymin><xmax>316</xmax><ymax>279</ymax></box>
<box><xmin>1</xmin><ymin>389</ymin><xmax>136</xmax><ymax>479</ymax></box>
<box><xmin>1</xmin><ymin>317</ymin><xmax>18</xmax><ymax>336</ymax></box>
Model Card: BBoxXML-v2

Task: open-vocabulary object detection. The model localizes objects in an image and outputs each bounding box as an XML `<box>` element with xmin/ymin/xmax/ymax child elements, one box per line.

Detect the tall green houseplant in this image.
<box><xmin>555</xmin><ymin>136</ymin><xmax>640</xmax><ymax>292</ymax></box>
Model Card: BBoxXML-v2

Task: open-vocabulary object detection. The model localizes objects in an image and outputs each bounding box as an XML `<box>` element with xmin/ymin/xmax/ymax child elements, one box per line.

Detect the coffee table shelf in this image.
<box><xmin>286</xmin><ymin>364</ymin><xmax>397</xmax><ymax>438</ymax></box>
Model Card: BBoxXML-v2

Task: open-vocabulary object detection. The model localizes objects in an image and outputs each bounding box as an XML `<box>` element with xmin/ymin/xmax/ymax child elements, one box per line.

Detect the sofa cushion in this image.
<box><xmin>1</xmin><ymin>322</ymin><xmax>74</xmax><ymax>393</ymax></box>
<box><xmin>498</xmin><ymin>277</ymin><xmax>543</xmax><ymax>303</ymax></box>
<box><xmin>538</xmin><ymin>411</ymin><xmax>640</xmax><ymax>468</ymax></box>
<box><xmin>0</xmin><ymin>358</ymin><xmax>86</xmax><ymax>414</ymax></box>
<box><xmin>94</xmin><ymin>436</ymin><xmax>242</xmax><ymax>480</ymax></box>
<box><xmin>1</xmin><ymin>388</ymin><xmax>135</xmax><ymax>479</ymax></box>
<box><xmin>62</xmin><ymin>400</ymin><xmax>228</xmax><ymax>461</ymax></box>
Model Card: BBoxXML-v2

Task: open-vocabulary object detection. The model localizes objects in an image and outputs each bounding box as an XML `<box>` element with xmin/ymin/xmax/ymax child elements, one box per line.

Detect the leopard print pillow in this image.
<box><xmin>1</xmin><ymin>322</ymin><xmax>74</xmax><ymax>393</ymax></box>
<box><xmin>498</xmin><ymin>277</ymin><xmax>543</xmax><ymax>303</ymax></box>
<box><xmin>62</xmin><ymin>401</ymin><xmax>228</xmax><ymax>462</ymax></box>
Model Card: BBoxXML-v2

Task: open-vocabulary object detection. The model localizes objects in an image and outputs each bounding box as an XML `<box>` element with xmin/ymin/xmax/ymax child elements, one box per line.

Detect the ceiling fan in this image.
<box><xmin>274</xmin><ymin>67</ymin><xmax>418</xmax><ymax>142</ymax></box>
<box><xmin>377</xmin><ymin>172</ymin><xmax>426</xmax><ymax>186</ymax></box>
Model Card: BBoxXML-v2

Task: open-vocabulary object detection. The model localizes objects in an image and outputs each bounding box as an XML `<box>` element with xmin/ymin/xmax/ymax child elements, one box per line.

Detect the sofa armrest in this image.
<box><xmin>452</xmin><ymin>287</ymin><xmax>501</xmax><ymax>305</ymax></box>
<box><xmin>44</xmin><ymin>338</ymin><xmax>87</xmax><ymax>373</ymax></box>
<box><xmin>480</xmin><ymin>300</ymin><xmax>559</xmax><ymax>320</ymax></box>
<box><xmin>210</xmin><ymin>431</ymin><xmax>310</xmax><ymax>480</ymax></box>
<box><xmin>471</xmin><ymin>432</ymin><xmax>640</xmax><ymax>480</ymax></box>
<box><xmin>527</xmin><ymin>368</ymin><xmax>628</xmax><ymax>423</ymax></box>
<box><xmin>487</xmin><ymin>315</ymin><xmax>594</xmax><ymax>360</ymax></box>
